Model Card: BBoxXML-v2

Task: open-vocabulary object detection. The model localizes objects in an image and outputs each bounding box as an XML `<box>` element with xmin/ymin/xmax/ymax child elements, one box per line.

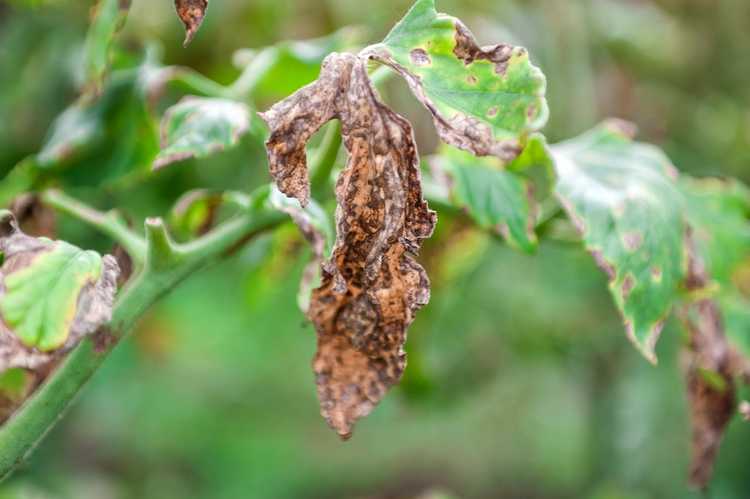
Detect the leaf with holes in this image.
<box><xmin>153</xmin><ymin>97</ymin><xmax>250</xmax><ymax>171</ymax></box>
<box><xmin>433</xmin><ymin>145</ymin><xmax>537</xmax><ymax>252</ymax></box>
<box><xmin>363</xmin><ymin>0</ymin><xmax>547</xmax><ymax>162</ymax></box>
<box><xmin>551</xmin><ymin>120</ymin><xmax>686</xmax><ymax>363</ymax></box>
<box><xmin>0</xmin><ymin>211</ymin><xmax>119</xmax><ymax>373</ymax></box>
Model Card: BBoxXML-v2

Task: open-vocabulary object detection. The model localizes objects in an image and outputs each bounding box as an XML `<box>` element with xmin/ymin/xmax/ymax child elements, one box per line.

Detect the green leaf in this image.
<box><xmin>153</xmin><ymin>97</ymin><xmax>251</xmax><ymax>170</ymax></box>
<box><xmin>434</xmin><ymin>145</ymin><xmax>538</xmax><ymax>253</ymax></box>
<box><xmin>681</xmin><ymin>177</ymin><xmax>750</xmax><ymax>284</ymax></box>
<box><xmin>365</xmin><ymin>0</ymin><xmax>547</xmax><ymax>161</ymax></box>
<box><xmin>0</xmin><ymin>211</ymin><xmax>119</xmax><ymax>354</ymax></box>
<box><xmin>83</xmin><ymin>0</ymin><xmax>131</xmax><ymax>88</ymax></box>
<box><xmin>551</xmin><ymin>120</ymin><xmax>686</xmax><ymax>363</ymax></box>
<box><xmin>35</xmin><ymin>69</ymin><xmax>159</xmax><ymax>188</ymax></box>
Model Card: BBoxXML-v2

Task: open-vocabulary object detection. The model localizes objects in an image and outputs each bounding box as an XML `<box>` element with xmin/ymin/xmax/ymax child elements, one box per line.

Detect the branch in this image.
<box><xmin>0</xmin><ymin>191</ymin><xmax>286</xmax><ymax>480</ymax></box>
<box><xmin>41</xmin><ymin>189</ymin><xmax>147</xmax><ymax>267</ymax></box>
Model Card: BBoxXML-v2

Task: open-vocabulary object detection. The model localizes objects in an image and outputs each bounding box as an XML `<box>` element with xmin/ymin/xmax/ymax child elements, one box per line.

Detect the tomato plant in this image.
<box><xmin>0</xmin><ymin>0</ymin><xmax>748</xmax><ymax>491</ymax></box>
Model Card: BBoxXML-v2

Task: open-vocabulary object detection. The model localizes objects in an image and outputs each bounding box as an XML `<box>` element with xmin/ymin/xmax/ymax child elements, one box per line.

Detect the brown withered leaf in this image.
<box><xmin>260</xmin><ymin>53</ymin><xmax>436</xmax><ymax>438</ymax></box>
<box><xmin>680</xmin><ymin>237</ymin><xmax>736</xmax><ymax>489</ymax></box>
<box><xmin>174</xmin><ymin>0</ymin><xmax>208</xmax><ymax>47</ymax></box>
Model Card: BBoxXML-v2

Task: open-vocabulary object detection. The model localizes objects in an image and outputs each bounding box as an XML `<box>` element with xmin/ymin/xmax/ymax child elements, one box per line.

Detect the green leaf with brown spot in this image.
<box><xmin>153</xmin><ymin>97</ymin><xmax>250</xmax><ymax>171</ymax></box>
<box><xmin>364</xmin><ymin>0</ymin><xmax>547</xmax><ymax>162</ymax></box>
<box><xmin>0</xmin><ymin>211</ymin><xmax>119</xmax><ymax>366</ymax></box>
<box><xmin>551</xmin><ymin>120</ymin><xmax>686</xmax><ymax>363</ymax></box>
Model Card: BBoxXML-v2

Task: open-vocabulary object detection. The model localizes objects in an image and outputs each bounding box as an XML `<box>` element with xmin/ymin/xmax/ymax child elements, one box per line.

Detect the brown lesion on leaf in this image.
<box><xmin>174</xmin><ymin>0</ymin><xmax>208</xmax><ymax>47</ymax></box>
<box><xmin>452</xmin><ymin>21</ymin><xmax>513</xmax><ymax>76</ymax></box>
<box><xmin>260</xmin><ymin>53</ymin><xmax>436</xmax><ymax>438</ymax></box>
<box><xmin>621</xmin><ymin>273</ymin><xmax>635</xmax><ymax>301</ymax></box>
<box><xmin>409</xmin><ymin>48</ymin><xmax>431</xmax><ymax>66</ymax></box>
<box><xmin>591</xmin><ymin>249</ymin><xmax>615</xmax><ymax>282</ymax></box>
<box><xmin>622</xmin><ymin>231</ymin><xmax>643</xmax><ymax>252</ymax></box>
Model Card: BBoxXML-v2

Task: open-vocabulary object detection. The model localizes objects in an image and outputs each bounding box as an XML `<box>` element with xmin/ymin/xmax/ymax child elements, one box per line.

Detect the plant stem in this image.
<box><xmin>41</xmin><ymin>189</ymin><xmax>147</xmax><ymax>267</ymax></box>
<box><xmin>0</xmin><ymin>195</ymin><xmax>286</xmax><ymax>480</ymax></box>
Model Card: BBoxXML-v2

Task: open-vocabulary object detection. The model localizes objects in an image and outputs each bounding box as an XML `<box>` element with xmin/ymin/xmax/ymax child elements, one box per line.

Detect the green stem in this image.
<box><xmin>41</xmin><ymin>189</ymin><xmax>147</xmax><ymax>268</ymax></box>
<box><xmin>226</xmin><ymin>47</ymin><xmax>280</xmax><ymax>101</ymax></box>
<box><xmin>309</xmin><ymin>121</ymin><xmax>342</xmax><ymax>198</ymax></box>
<box><xmin>0</xmin><ymin>195</ymin><xmax>286</xmax><ymax>480</ymax></box>
<box><xmin>169</xmin><ymin>68</ymin><xmax>233</xmax><ymax>99</ymax></box>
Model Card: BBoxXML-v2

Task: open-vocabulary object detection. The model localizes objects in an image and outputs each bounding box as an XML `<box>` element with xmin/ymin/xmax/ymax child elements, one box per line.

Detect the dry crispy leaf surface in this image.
<box><xmin>260</xmin><ymin>53</ymin><xmax>436</xmax><ymax>438</ymax></box>
<box><xmin>174</xmin><ymin>0</ymin><xmax>208</xmax><ymax>47</ymax></box>
<box><xmin>0</xmin><ymin>212</ymin><xmax>119</xmax><ymax>373</ymax></box>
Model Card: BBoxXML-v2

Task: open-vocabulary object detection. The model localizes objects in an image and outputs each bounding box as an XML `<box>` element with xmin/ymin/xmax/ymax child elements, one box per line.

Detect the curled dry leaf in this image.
<box><xmin>680</xmin><ymin>237</ymin><xmax>736</xmax><ymax>489</ymax></box>
<box><xmin>174</xmin><ymin>0</ymin><xmax>208</xmax><ymax>47</ymax></box>
<box><xmin>0</xmin><ymin>211</ymin><xmax>119</xmax><ymax>374</ymax></box>
<box><xmin>260</xmin><ymin>53</ymin><xmax>436</xmax><ymax>438</ymax></box>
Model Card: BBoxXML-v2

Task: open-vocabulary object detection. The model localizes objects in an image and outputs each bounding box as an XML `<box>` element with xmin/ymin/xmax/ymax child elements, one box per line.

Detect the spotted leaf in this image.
<box><xmin>551</xmin><ymin>120</ymin><xmax>686</xmax><ymax>363</ymax></box>
<box><xmin>0</xmin><ymin>211</ymin><xmax>119</xmax><ymax>373</ymax></box>
<box><xmin>364</xmin><ymin>0</ymin><xmax>547</xmax><ymax>162</ymax></box>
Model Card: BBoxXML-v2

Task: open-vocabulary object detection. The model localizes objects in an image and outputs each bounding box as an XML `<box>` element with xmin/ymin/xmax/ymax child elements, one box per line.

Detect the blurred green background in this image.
<box><xmin>1</xmin><ymin>0</ymin><xmax>750</xmax><ymax>498</ymax></box>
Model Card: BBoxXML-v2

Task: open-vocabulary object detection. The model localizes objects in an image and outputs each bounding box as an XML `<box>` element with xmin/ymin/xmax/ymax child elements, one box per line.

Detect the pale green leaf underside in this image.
<box><xmin>368</xmin><ymin>0</ymin><xmax>547</xmax><ymax>158</ymax></box>
<box><xmin>437</xmin><ymin>145</ymin><xmax>537</xmax><ymax>252</ymax></box>
<box><xmin>552</xmin><ymin>121</ymin><xmax>686</xmax><ymax>363</ymax></box>
<box><xmin>1</xmin><ymin>240</ymin><xmax>103</xmax><ymax>351</ymax></box>
<box><xmin>153</xmin><ymin>97</ymin><xmax>251</xmax><ymax>170</ymax></box>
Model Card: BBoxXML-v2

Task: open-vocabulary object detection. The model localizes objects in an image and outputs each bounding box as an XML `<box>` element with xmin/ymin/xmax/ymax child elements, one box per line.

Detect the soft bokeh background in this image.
<box><xmin>1</xmin><ymin>0</ymin><xmax>750</xmax><ymax>498</ymax></box>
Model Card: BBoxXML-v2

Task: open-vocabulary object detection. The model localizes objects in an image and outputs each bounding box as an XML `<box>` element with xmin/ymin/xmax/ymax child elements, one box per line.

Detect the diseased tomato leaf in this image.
<box><xmin>153</xmin><ymin>97</ymin><xmax>251</xmax><ymax>171</ymax></box>
<box><xmin>260</xmin><ymin>53</ymin><xmax>436</xmax><ymax>438</ymax></box>
<box><xmin>0</xmin><ymin>211</ymin><xmax>119</xmax><ymax>373</ymax></box>
<box><xmin>551</xmin><ymin>120</ymin><xmax>686</xmax><ymax>363</ymax></box>
<box><xmin>174</xmin><ymin>0</ymin><xmax>208</xmax><ymax>47</ymax></box>
<box><xmin>364</xmin><ymin>0</ymin><xmax>547</xmax><ymax>162</ymax></box>
<box><xmin>432</xmin><ymin>145</ymin><xmax>538</xmax><ymax>252</ymax></box>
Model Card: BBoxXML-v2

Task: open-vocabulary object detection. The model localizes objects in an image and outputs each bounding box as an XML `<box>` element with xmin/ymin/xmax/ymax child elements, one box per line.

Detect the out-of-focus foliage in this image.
<box><xmin>1</xmin><ymin>0</ymin><xmax>749</xmax><ymax>498</ymax></box>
